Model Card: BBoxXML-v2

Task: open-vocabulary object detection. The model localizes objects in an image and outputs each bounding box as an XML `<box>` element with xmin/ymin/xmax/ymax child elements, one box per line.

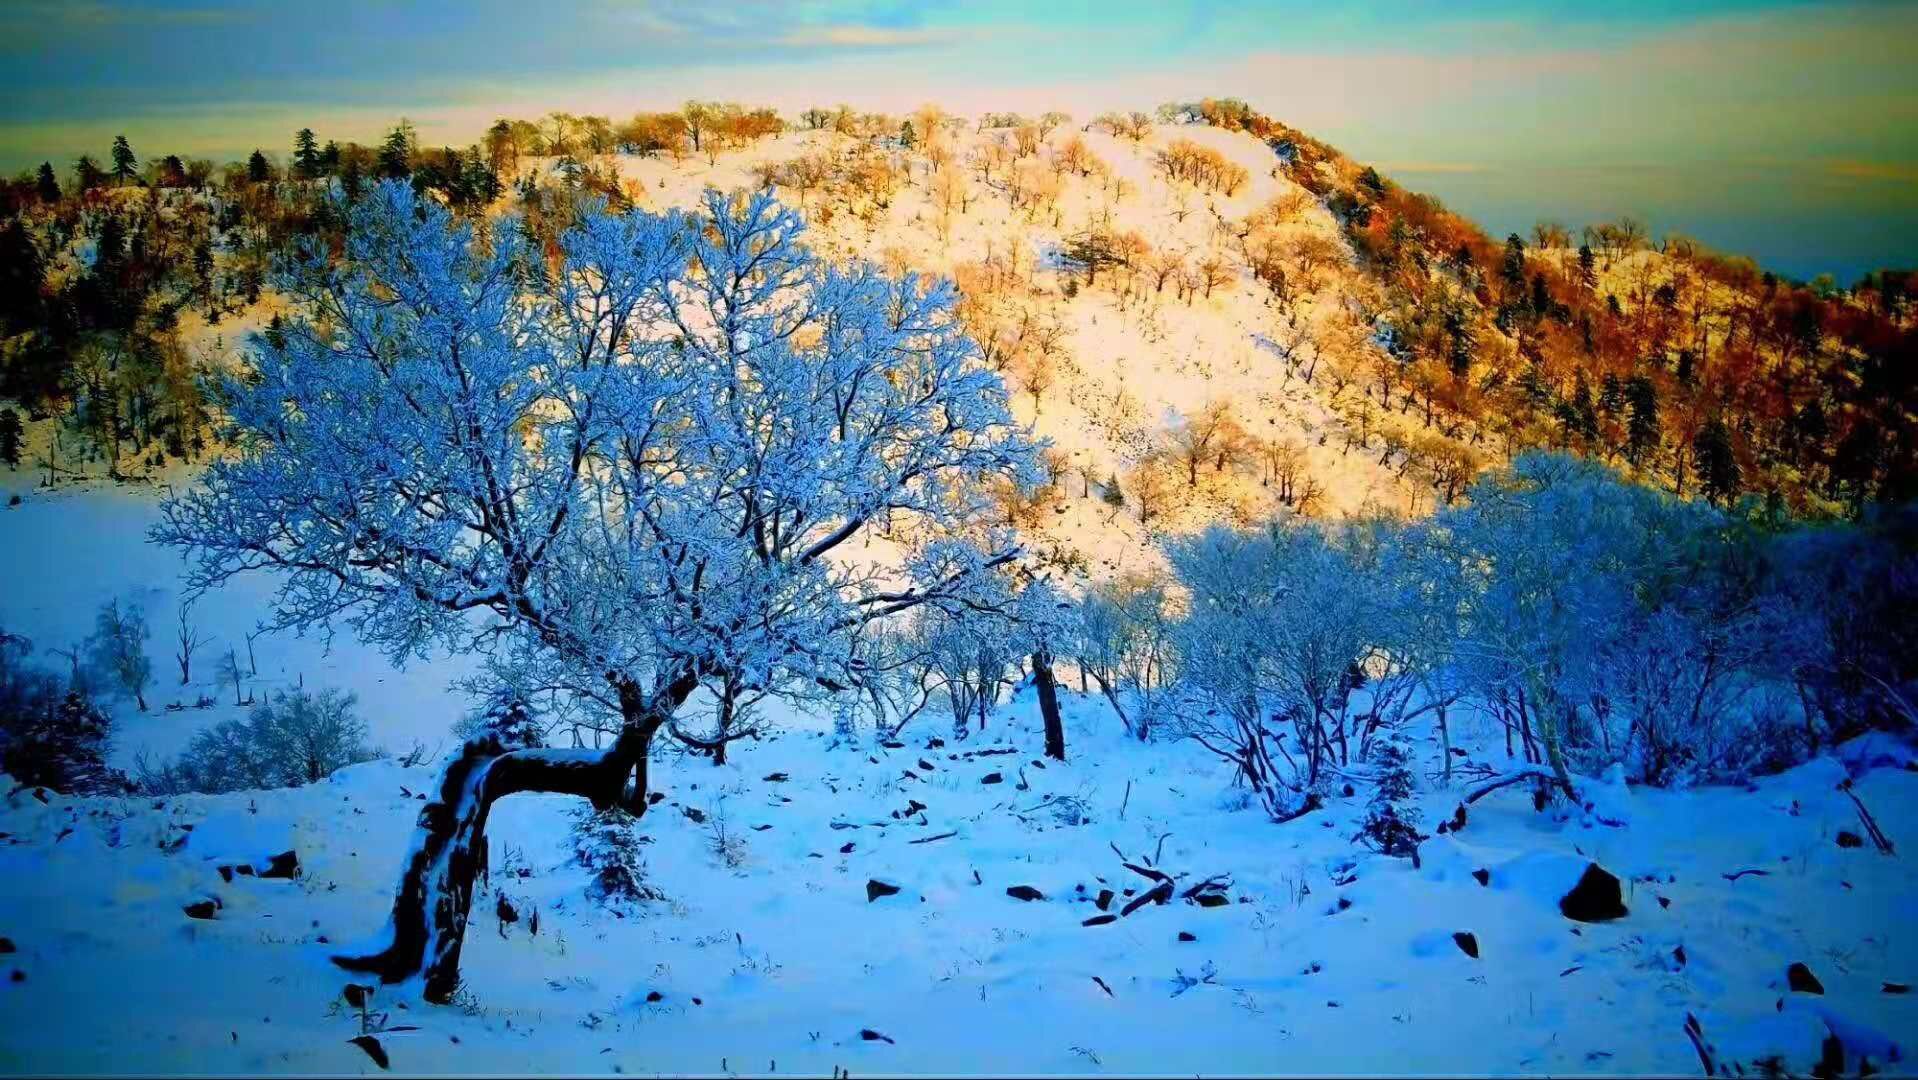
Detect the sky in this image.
<box><xmin>2</xmin><ymin>0</ymin><xmax>1914</xmax><ymax>281</ymax></box>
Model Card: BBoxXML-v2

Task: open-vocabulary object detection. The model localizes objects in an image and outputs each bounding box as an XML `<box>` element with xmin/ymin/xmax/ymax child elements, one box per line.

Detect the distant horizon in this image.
<box><xmin>4</xmin><ymin>0</ymin><xmax>1913</xmax><ymax>282</ymax></box>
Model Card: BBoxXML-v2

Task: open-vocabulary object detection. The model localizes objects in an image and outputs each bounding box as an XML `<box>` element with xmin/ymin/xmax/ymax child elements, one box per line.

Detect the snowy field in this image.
<box><xmin>2</xmin><ymin>485</ymin><xmax>1915</xmax><ymax>1076</ymax></box>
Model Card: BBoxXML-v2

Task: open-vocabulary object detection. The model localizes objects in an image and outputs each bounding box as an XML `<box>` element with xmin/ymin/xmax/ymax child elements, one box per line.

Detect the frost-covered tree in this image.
<box><xmin>86</xmin><ymin>597</ymin><xmax>151</xmax><ymax>712</ymax></box>
<box><xmin>155</xmin><ymin>181</ymin><xmax>1037</xmax><ymax>1000</ymax></box>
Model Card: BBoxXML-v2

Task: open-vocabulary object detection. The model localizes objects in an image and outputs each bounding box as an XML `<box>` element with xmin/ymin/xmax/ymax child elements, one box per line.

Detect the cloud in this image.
<box><xmin>1825</xmin><ymin>159</ymin><xmax>1918</xmax><ymax>183</ymax></box>
<box><xmin>776</xmin><ymin>25</ymin><xmax>962</xmax><ymax>49</ymax></box>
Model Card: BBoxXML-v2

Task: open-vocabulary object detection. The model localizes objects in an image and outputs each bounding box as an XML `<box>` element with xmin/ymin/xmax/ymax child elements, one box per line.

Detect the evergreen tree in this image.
<box><xmin>1576</xmin><ymin>243</ymin><xmax>1597</xmax><ymax>288</ymax></box>
<box><xmin>319</xmin><ymin>139</ymin><xmax>341</xmax><ymax>173</ymax></box>
<box><xmin>899</xmin><ymin>119</ymin><xmax>916</xmax><ymax>148</ymax></box>
<box><xmin>1357</xmin><ymin>736</ymin><xmax>1422</xmax><ymax>859</ymax></box>
<box><xmin>293</xmin><ymin>128</ymin><xmax>321</xmax><ymax>179</ymax></box>
<box><xmin>110</xmin><ymin>135</ymin><xmax>137</xmax><ymax>185</ymax></box>
<box><xmin>73</xmin><ymin>154</ymin><xmax>105</xmax><ymax>192</ymax></box>
<box><xmin>0</xmin><ymin>407</ymin><xmax>22</xmax><ymax>467</ymax></box>
<box><xmin>378</xmin><ymin>121</ymin><xmax>414</xmax><ymax>179</ymax></box>
<box><xmin>1599</xmin><ymin>372</ymin><xmax>1624</xmax><ymax>420</ymax></box>
<box><xmin>1625</xmin><ymin>375</ymin><xmax>1660</xmax><ymax>465</ymax></box>
<box><xmin>1357</xmin><ymin>165</ymin><xmax>1387</xmax><ymax>199</ymax></box>
<box><xmin>0</xmin><ymin>219</ymin><xmax>44</xmax><ymax>332</ymax></box>
<box><xmin>1500</xmin><ymin>233</ymin><xmax>1526</xmax><ymax>292</ymax></box>
<box><xmin>247</xmin><ymin>149</ymin><xmax>271</xmax><ymax>184</ymax></box>
<box><xmin>1101</xmin><ymin>473</ymin><xmax>1125</xmax><ymax>508</ymax></box>
<box><xmin>1693</xmin><ymin>418</ymin><xmax>1740</xmax><ymax>505</ymax></box>
<box><xmin>1444</xmin><ymin>307</ymin><xmax>1473</xmax><ymax>378</ymax></box>
<box><xmin>35</xmin><ymin>161</ymin><xmax>60</xmax><ymax>203</ymax></box>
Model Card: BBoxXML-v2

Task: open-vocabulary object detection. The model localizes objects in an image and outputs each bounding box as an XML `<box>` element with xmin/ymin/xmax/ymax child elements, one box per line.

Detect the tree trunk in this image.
<box><xmin>336</xmin><ymin>681</ymin><xmax>689</xmax><ymax>1003</ymax></box>
<box><xmin>1033</xmin><ymin>649</ymin><xmax>1065</xmax><ymax>762</ymax></box>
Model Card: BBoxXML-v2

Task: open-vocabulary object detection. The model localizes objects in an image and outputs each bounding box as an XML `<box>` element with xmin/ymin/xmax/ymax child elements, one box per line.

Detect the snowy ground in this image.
<box><xmin>3</xmin><ymin>487</ymin><xmax>1916</xmax><ymax>1077</ymax></box>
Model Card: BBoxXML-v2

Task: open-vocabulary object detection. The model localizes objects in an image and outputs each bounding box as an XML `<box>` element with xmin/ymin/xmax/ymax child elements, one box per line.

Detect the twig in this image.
<box><xmin>908</xmin><ymin>830</ymin><xmax>958</xmax><ymax>845</ymax></box>
<box><xmin>1722</xmin><ymin>868</ymin><xmax>1770</xmax><ymax>882</ymax></box>
<box><xmin>1119</xmin><ymin>779</ymin><xmax>1132</xmax><ymax>821</ymax></box>
<box><xmin>1839</xmin><ymin>780</ymin><xmax>1895</xmax><ymax>854</ymax></box>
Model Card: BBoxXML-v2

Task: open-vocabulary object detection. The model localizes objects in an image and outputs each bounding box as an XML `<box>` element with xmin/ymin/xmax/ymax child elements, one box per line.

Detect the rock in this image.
<box><xmin>1471</xmin><ymin>868</ymin><xmax>1490</xmax><ymax>887</ymax></box>
<box><xmin>1788</xmin><ymin>962</ymin><xmax>1824</xmax><ymax>995</ymax></box>
<box><xmin>866</xmin><ymin>879</ymin><xmax>901</xmax><ymax>903</ymax></box>
<box><xmin>860</xmin><ymin>1028</ymin><xmax>895</xmax><ymax>1044</ymax></box>
<box><xmin>1453</xmin><ymin>932</ymin><xmax>1480</xmax><ymax>959</ymax></box>
<box><xmin>1005</xmin><ymin>885</ymin><xmax>1044</xmax><ymax>902</ymax></box>
<box><xmin>1836</xmin><ymin>830</ymin><xmax>1864</xmax><ymax>849</ymax></box>
<box><xmin>981</xmin><ymin>772</ymin><xmax>1003</xmax><ymax>785</ymax></box>
<box><xmin>1081</xmin><ymin>914</ymin><xmax>1117</xmax><ymax>927</ymax></box>
<box><xmin>347</xmin><ymin>1034</ymin><xmax>389</xmax><ymax>1069</ymax></box>
<box><xmin>681</xmin><ymin>806</ymin><xmax>706</xmax><ymax>824</ymax></box>
<box><xmin>1658</xmin><ymin>895</ymin><xmax>1672</xmax><ymax>909</ymax></box>
<box><xmin>762</xmin><ymin>772</ymin><xmax>790</xmax><ymax>783</ymax></box>
<box><xmin>840</xmin><ymin>842</ymin><xmax>855</xmax><ymax>854</ymax></box>
<box><xmin>257</xmin><ymin>850</ymin><xmax>299</xmax><ymax>879</ymax></box>
<box><xmin>343</xmin><ymin>984</ymin><xmax>374</xmax><ymax>1008</ymax></box>
<box><xmin>1193</xmin><ymin>893</ymin><xmax>1230</xmax><ymax>908</ymax></box>
<box><xmin>880</xmin><ymin>740</ymin><xmax>905</xmax><ymax>749</ymax></box>
<box><xmin>1673</xmin><ymin>945</ymin><xmax>1688</xmax><ymax>968</ymax></box>
<box><xmin>8</xmin><ymin>969</ymin><xmax>22</xmax><ymax>983</ymax></box>
<box><xmin>917</xmin><ymin>759</ymin><xmax>935</xmax><ymax>771</ymax></box>
<box><xmin>1883</xmin><ymin>981</ymin><xmax>1909</xmax><ymax>994</ymax></box>
<box><xmin>1178</xmin><ymin>931</ymin><xmax>1197</xmax><ymax>942</ymax></box>
<box><xmin>645</xmin><ymin>990</ymin><xmax>663</xmax><ymax>1003</ymax></box>
<box><xmin>183</xmin><ymin>899</ymin><xmax>219</xmax><ymax>920</ymax></box>
<box><xmin>0</xmin><ymin>937</ymin><xmax>14</xmax><ymax>954</ymax></box>
<box><xmin>1095</xmin><ymin>888</ymin><xmax>1114</xmax><ymax>911</ymax></box>
<box><xmin>1559</xmin><ymin>863</ymin><xmax>1628</xmax><ymax>922</ymax></box>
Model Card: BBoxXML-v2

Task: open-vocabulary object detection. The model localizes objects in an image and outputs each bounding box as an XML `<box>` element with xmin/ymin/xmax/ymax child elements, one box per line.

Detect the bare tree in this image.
<box><xmin>174</xmin><ymin>601</ymin><xmax>209</xmax><ymax>685</ymax></box>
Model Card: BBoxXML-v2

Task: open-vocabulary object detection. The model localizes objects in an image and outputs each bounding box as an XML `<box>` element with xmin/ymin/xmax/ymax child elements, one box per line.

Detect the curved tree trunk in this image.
<box><xmin>1033</xmin><ymin>649</ymin><xmax>1065</xmax><ymax>762</ymax></box>
<box><xmin>336</xmin><ymin>680</ymin><xmax>691</xmax><ymax>1003</ymax></box>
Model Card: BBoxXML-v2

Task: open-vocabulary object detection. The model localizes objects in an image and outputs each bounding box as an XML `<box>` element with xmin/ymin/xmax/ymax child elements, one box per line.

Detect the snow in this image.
<box><xmin>3</xmin><ymin>489</ymin><xmax>1914</xmax><ymax>1074</ymax></box>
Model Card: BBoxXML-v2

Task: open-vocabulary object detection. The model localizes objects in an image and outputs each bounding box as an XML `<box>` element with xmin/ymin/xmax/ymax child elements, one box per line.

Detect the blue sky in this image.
<box><xmin>3</xmin><ymin>0</ymin><xmax>1914</xmax><ymax>279</ymax></box>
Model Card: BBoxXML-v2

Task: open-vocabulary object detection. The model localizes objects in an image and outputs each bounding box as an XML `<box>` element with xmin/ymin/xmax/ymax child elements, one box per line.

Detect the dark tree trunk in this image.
<box><xmin>336</xmin><ymin>678</ymin><xmax>691</xmax><ymax>1003</ymax></box>
<box><xmin>1033</xmin><ymin>649</ymin><xmax>1065</xmax><ymax>762</ymax></box>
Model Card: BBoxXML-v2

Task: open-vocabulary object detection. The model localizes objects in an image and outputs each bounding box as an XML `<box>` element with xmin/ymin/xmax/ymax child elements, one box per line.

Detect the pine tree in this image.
<box><xmin>378</xmin><ymin>121</ymin><xmax>414</xmax><ymax>179</ymax></box>
<box><xmin>1101</xmin><ymin>473</ymin><xmax>1125</xmax><ymax>508</ymax></box>
<box><xmin>293</xmin><ymin>128</ymin><xmax>321</xmax><ymax>179</ymax></box>
<box><xmin>0</xmin><ymin>407</ymin><xmax>22</xmax><ymax>467</ymax></box>
<box><xmin>1693</xmin><ymin>418</ymin><xmax>1740</xmax><ymax>505</ymax></box>
<box><xmin>1357</xmin><ymin>736</ymin><xmax>1422</xmax><ymax>859</ymax></box>
<box><xmin>73</xmin><ymin>154</ymin><xmax>105</xmax><ymax>192</ymax></box>
<box><xmin>899</xmin><ymin>119</ymin><xmax>916</xmax><ymax>148</ymax></box>
<box><xmin>247</xmin><ymin>149</ymin><xmax>271</xmax><ymax>184</ymax></box>
<box><xmin>36</xmin><ymin>161</ymin><xmax>60</xmax><ymax>203</ymax></box>
<box><xmin>319</xmin><ymin>140</ymin><xmax>341</xmax><ymax>173</ymax></box>
<box><xmin>1577</xmin><ymin>243</ymin><xmax>1597</xmax><ymax>288</ymax></box>
<box><xmin>110</xmin><ymin>135</ymin><xmax>137</xmax><ymax>185</ymax></box>
<box><xmin>1500</xmin><ymin>233</ymin><xmax>1526</xmax><ymax>292</ymax></box>
<box><xmin>1625</xmin><ymin>375</ymin><xmax>1660</xmax><ymax>465</ymax></box>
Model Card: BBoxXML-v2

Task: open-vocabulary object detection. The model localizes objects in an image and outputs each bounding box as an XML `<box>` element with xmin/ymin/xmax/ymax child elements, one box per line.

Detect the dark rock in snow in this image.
<box><xmin>1787</xmin><ymin>962</ymin><xmax>1824</xmax><ymax>995</ymax></box>
<box><xmin>1178</xmin><ymin>931</ymin><xmax>1197</xmax><ymax>942</ymax></box>
<box><xmin>980</xmin><ymin>772</ymin><xmax>1003</xmax><ymax>785</ymax></box>
<box><xmin>681</xmin><ymin>806</ymin><xmax>706</xmax><ymax>824</ymax></box>
<box><xmin>918</xmin><ymin>759</ymin><xmax>935</xmax><ymax>772</ymax></box>
<box><xmin>1005</xmin><ymin>885</ymin><xmax>1044</xmax><ymax>902</ymax></box>
<box><xmin>183</xmin><ymin>899</ymin><xmax>219</xmax><ymax>920</ymax></box>
<box><xmin>1453</xmin><ymin>932</ymin><xmax>1479</xmax><ymax>959</ymax></box>
<box><xmin>348</xmin><ymin>1034</ymin><xmax>389</xmax><ymax>1069</ymax></box>
<box><xmin>343</xmin><ymin>983</ymin><xmax>374</xmax><ymax>1008</ymax></box>
<box><xmin>1559</xmin><ymin>863</ymin><xmax>1628</xmax><ymax>922</ymax></box>
<box><xmin>1095</xmin><ymin>889</ymin><xmax>1114</xmax><ymax>911</ymax></box>
<box><xmin>1471</xmin><ymin>868</ymin><xmax>1490</xmax><ymax>887</ymax></box>
<box><xmin>8</xmin><ymin>969</ymin><xmax>22</xmax><ymax>983</ymax></box>
<box><xmin>0</xmin><ymin>938</ymin><xmax>12</xmax><ymax>954</ymax></box>
<box><xmin>1193</xmin><ymin>893</ymin><xmax>1230</xmax><ymax>908</ymax></box>
<box><xmin>1658</xmin><ymin>895</ymin><xmax>1672</xmax><ymax>909</ymax></box>
<box><xmin>762</xmin><ymin>772</ymin><xmax>790</xmax><ymax>783</ymax></box>
<box><xmin>1883</xmin><ymin>981</ymin><xmax>1910</xmax><ymax>994</ymax></box>
<box><xmin>257</xmin><ymin>850</ymin><xmax>299</xmax><ymax>879</ymax></box>
<box><xmin>1836</xmin><ymin>830</ymin><xmax>1864</xmax><ymax>849</ymax></box>
<box><xmin>840</xmin><ymin>842</ymin><xmax>855</xmax><ymax>854</ymax></box>
<box><xmin>645</xmin><ymin>990</ymin><xmax>664</xmax><ymax>1002</ymax></box>
<box><xmin>1082</xmin><ymin>914</ymin><xmax>1117</xmax><ymax>927</ymax></box>
<box><xmin>866</xmin><ymin>879</ymin><xmax>902</xmax><ymax>903</ymax></box>
<box><xmin>860</xmin><ymin>1028</ymin><xmax>895</xmax><ymax>1044</ymax></box>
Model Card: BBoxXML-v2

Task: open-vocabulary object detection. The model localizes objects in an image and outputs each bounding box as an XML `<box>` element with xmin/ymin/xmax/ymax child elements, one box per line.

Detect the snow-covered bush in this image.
<box><xmin>136</xmin><ymin>687</ymin><xmax>376</xmax><ymax>795</ymax></box>
<box><xmin>1</xmin><ymin>629</ymin><xmax>131</xmax><ymax>795</ymax></box>
<box><xmin>1071</xmin><ymin>571</ymin><xmax>1179</xmax><ymax>741</ymax></box>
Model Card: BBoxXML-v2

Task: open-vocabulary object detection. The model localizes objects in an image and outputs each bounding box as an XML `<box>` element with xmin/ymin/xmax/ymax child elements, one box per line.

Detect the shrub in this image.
<box><xmin>136</xmin><ymin>687</ymin><xmax>376</xmax><ymax>795</ymax></box>
<box><xmin>0</xmin><ymin>630</ymin><xmax>131</xmax><ymax>795</ymax></box>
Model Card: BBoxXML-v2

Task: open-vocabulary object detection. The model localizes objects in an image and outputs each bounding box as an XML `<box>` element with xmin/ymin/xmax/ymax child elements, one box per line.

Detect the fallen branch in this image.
<box><xmin>1682</xmin><ymin>1013</ymin><xmax>1717</xmax><ymax>1077</ymax></box>
<box><xmin>907</xmin><ymin>830</ymin><xmax>958</xmax><ymax>845</ymax></box>
<box><xmin>1462</xmin><ymin>765</ymin><xmax>1559</xmax><ymax>806</ymax></box>
<box><xmin>1722</xmin><ymin>868</ymin><xmax>1770</xmax><ymax>882</ymax></box>
<box><xmin>1839</xmin><ymin>780</ymin><xmax>1896</xmax><ymax>855</ymax></box>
